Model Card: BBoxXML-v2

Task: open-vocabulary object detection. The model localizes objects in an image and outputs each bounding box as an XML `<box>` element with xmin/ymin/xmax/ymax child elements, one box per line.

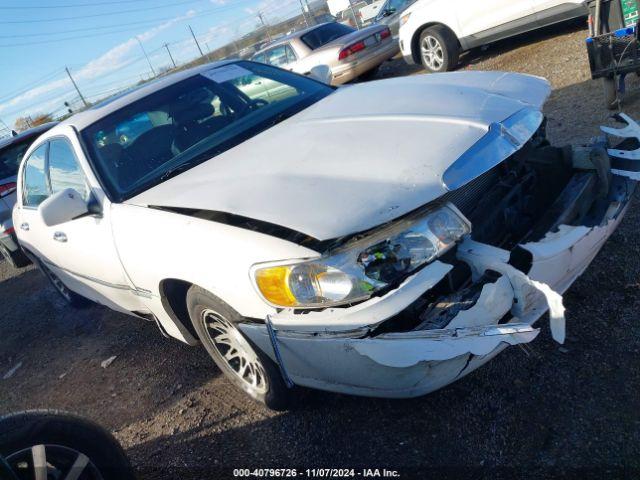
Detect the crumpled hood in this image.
<box><xmin>128</xmin><ymin>71</ymin><xmax>551</xmax><ymax>241</ymax></box>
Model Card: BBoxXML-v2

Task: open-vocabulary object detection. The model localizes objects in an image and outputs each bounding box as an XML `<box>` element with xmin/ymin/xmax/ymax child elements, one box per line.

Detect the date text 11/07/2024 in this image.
<box><xmin>233</xmin><ymin>469</ymin><xmax>402</xmax><ymax>478</ymax></box>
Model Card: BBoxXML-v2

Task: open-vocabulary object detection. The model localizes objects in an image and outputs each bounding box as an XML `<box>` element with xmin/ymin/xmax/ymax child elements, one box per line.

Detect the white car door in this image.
<box><xmin>530</xmin><ymin>0</ymin><xmax>586</xmax><ymax>25</ymax></box>
<box><xmin>454</xmin><ymin>0</ymin><xmax>536</xmax><ymax>39</ymax></box>
<box><xmin>16</xmin><ymin>136</ymin><xmax>142</xmax><ymax>313</ymax></box>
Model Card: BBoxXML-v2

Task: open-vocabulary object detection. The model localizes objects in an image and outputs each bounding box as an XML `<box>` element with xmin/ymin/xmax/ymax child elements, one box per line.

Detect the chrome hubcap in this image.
<box><xmin>202</xmin><ymin>310</ymin><xmax>268</xmax><ymax>395</ymax></box>
<box><xmin>6</xmin><ymin>444</ymin><xmax>102</xmax><ymax>480</ymax></box>
<box><xmin>421</xmin><ymin>36</ymin><xmax>444</xmax><ymax>70</ymax></box>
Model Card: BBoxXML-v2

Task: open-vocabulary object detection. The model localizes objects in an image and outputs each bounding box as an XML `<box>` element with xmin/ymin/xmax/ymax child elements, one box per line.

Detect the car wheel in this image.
<box><xmin>0</xmin><ymin>410</ymin><xmax>136</xmax><ymax>480</ymax></box>
<box><xmin>419</xmin><ymin>25</ymin><xmax>459</xmax><ymax>73</ymax></box>
<box><xmin>186</xmin><ymin>285</ymin><xmax>293</xmax><ymax>410</ymax></box>
<box><xmin>0</xmin><ymin>243</ymin><xmax>31</xmax><ymax>269</ymax></box>
<box><xmin>37</xmin><ymin>259</ymin><xmax>91</xmax><ymax>308</ymax></box>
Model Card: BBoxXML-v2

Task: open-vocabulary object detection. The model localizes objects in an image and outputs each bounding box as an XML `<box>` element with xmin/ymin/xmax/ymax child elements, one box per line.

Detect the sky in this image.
<box><xmin>0</xmin><ymin>0</ymin><xmax>306</xmax><ymax>130</ymax></box>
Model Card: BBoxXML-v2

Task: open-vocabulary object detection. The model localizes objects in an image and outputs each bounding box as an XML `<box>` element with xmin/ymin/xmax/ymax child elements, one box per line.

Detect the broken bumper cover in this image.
<box><xmin>240</xmin><ymin>121</ymin><xmax>639</xmax><ymax>398</ymax></box>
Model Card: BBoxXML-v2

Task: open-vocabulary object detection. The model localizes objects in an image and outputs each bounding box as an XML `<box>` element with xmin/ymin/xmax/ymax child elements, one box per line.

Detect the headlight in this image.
<box><xmin>400</xmin><ymin>12</ymin><xmax>412</xmax><ymax>26</ymax></box>
<box><xmin>252</xmin><ymin>203</ymin><xmax>470</xmax><ymax>309</ymax></box>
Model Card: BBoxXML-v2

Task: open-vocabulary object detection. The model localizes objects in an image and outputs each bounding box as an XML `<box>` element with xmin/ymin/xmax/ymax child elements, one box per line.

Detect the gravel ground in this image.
<box><xmin>1</xmin><ymin>20</ymin><xmax>640</xmax><ymax>479</ymax></box>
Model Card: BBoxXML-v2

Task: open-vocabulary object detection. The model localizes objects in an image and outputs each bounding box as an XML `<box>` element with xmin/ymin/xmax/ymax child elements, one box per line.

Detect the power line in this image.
<box><xmin>0</xmin><ymin>0</ymin><xmax>196</xmax><ymax>9</ymax></box>
<box><xmin>0</xmin><ymin>0</ymin><xmax>237</xmax><ymax>24</ymax></box>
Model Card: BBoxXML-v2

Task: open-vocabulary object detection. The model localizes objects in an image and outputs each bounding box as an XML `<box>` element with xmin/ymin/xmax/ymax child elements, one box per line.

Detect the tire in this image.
<box><xmin>0</xmin><ymin>410</ymin><xmax>135</xmax><ymax>480</ymax></box>
<box><xmin>186</xmin><ymin>285</ymin><xmax>293</xmax><ymax>410</ymax></box>
<box><xmin>0</xmin><ymin>242</ymin><xmax>31</xmax><ymax>269</ymax></box>
<box><xmin>37</xmin><ymin>258</ymin><xmax>91</xmax><ymax>308</ymax></box>
<box><xmin>603</xmin><ymin>76</ymin><xmax>620</xmax><ymax>110</ymax></box>
<box><xmin>419</xmin><ymin>25</ymin><xmax>460</xmax><ymax>73</ymax></box>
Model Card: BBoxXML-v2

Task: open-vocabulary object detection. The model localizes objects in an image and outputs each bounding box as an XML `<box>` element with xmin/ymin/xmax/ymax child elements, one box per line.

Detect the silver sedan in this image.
<box><xmin>251</xmin><ymin>22</ymin><xmax>398</xmax><ymax>85</ymax></box>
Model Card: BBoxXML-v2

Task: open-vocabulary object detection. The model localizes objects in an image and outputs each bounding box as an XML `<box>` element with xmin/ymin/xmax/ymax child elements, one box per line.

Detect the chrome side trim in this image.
<box><xmin>41</xmin><ymin>258</ymin><xmax>133</xmax><ymax>291</ymax></box>
<box><xmin>442</xmin><ymin>107</ymin><xmax>544</xmax><ymax>191</ymax></box>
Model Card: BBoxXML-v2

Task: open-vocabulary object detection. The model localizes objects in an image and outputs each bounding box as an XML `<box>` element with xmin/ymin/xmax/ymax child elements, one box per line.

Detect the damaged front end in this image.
<box><xmin>240</xmin><ymin>112</ymin><xmax>639</xmax><ymax>398</ymax></box>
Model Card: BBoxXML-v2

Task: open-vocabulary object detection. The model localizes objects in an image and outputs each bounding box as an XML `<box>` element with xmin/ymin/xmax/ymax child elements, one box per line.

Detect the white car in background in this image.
<box><xmin>13</xmin><ymin>60</ymin><xmax>639</xmax><ymax>409</ymax></box>
<box><xmin>399</xmin><ymin>0</ymin><xmax>587</xmax><ymax>72</ymax></box>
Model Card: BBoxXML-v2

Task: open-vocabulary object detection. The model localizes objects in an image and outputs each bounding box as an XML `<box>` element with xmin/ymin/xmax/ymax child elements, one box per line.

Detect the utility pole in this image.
<box><xmin>136</xmin><ymin>37</ymin><xmax>156</xmax><ymax>77</ymax></box>
<box><xmin>299</xmin><ymin>0</ymin><xmax>309</xmax><ymax>27</ymax></box>
<box><xmin>348</xmin><ymin>1</ymin><xmax>361</xmax><ymax>29</ymax></box>
<box><xmin>188</xmin><ymin>25</ymin><xmax>205</xmax><ymax>57</ymax></box>
<box><xmin>65</xmin><ymin>66</ymin><xmax>89</xmax><ymax>108</ymax></box>
<box><xmin>164</xmin><ymin>42</ymin><xmax>177</xmax><ymax>68</ymax></box>
<box><xmin>257</xmin><ymin>12</ymin><xmax>272</xmax><ymax>42</ymax></box>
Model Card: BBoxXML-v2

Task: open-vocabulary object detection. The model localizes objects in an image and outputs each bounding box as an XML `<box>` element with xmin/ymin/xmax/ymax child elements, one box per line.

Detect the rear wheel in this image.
<box><xmin>419</xmin><ymin>25</ymin><xmax>459</xmax><ymax>72</ymax></box>
<box><xmin>187</xmin><ymin>286</ymin><xmax>293</xmax><ymax>410</ymax></box>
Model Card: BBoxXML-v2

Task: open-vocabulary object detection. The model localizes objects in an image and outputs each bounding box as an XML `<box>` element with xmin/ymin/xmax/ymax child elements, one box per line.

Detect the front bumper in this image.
<box><xmin>241</xmin><ymin>120</ymin><xmax>640</xmax><ymax>398</ymax></box>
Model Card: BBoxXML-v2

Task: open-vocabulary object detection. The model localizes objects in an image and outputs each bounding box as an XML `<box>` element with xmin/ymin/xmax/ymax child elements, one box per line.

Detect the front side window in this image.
<box><xmin>0</xmin><ymin>139</ymin><xmax>32</xmax><ymax>179</ymax></box>
<box><xmin>22</xmin><ymin>144</ymin><xmax>48</xmax><ymax>207</ymax></box>
<box><xmin>81</xmin><ymin>61</ymin><xmax>333</xmax><ymax>201</ymax></box>
<box><xmin>48</xmin><ymin>139</ymin><xmax>90</xmax><ymax>200</ymax></box>
<box><xmin>301</xmin><ymin>23</ymin><xmax>356</xmax><ymax>50</ymax></box>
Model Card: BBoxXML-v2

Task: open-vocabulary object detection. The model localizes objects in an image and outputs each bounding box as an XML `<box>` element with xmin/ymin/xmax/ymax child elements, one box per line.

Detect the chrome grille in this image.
<box><xmin>441</xmin><ymin>164</ymin><xmax>502</xmax><ymax>217</ymax></box>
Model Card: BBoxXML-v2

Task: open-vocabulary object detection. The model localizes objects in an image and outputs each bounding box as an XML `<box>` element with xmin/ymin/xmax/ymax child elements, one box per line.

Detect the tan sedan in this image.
<box><xmin>251</xmin><ymin>22</ymin><xmax>398</xmax><ymax>85</ymax></box>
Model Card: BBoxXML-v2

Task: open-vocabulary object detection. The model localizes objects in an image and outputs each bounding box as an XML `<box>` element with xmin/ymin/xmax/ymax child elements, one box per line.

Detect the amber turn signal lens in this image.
<box><xmin>254</xmin><ymin>266</ymin><xmax>297</xmax><ymax>307</ymax></box>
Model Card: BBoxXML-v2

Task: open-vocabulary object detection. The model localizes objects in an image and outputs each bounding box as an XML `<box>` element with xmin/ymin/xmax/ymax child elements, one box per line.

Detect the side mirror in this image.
<box><xmin>385</xmin><ymin>7</ymin><xmax>396</xmax><ymax>16</ymax></box>
<box><xmin>310</xmin><ymin>65</ymin><xmax>332</xmax><ymax>85</ymax></box>
<box><xmin>39</xmin><ymin>189</ymin><xmax>90</xmax><ymax>227</ymax></box>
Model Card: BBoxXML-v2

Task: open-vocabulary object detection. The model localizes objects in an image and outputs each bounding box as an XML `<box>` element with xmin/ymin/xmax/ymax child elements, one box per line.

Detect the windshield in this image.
<box><xmin>0</xmin><ymin>139</ymin><xmax>32</xmax><ymax>179</ymax></box>
<box><xmin>81</xmin><ymin>61</ymin><xmax>333</xmax><ymax>201</ymax></box>
<box><xmin>301</xmin><ymin>23</ymin><xmax>356</xmax><ymax>50</ymax></box>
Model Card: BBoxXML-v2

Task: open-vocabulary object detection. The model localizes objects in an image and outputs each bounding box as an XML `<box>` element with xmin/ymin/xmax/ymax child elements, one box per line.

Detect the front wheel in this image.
<box><xmin>0</xmin><ymin>410</ymin><xmax>135</xmax><ymax>480</ymax></box>
<box><xmin>187</xmin><ymin>285</ymin><xmax>293</xmax><ymax>410</ymax></box>
<box><xmin>419</xmin><ymin>25</ymin><xmax>460</xmax><ymax>73</ymax></box>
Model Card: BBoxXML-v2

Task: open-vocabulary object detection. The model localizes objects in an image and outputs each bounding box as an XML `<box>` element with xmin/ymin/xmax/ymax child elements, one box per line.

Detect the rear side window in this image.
<box><xmin>48</xmin><ymin>139</ymin><xmax>89</xmax><ymax>200</ymax></box>
<box><xmin>301</xmin><ymin>23</ymin><xmax>356</xmax><ymax>50</ymax></box>
<box><xmin>22</xmin><ymin>144</ymin><xmax>49</xmax><ymax>207</ymax></box>
<box><xmin>263</xmin><ymin>44</ymin><xmax>297</xmax><ymax>67</ymax></box>
<box><xmin>0</xmin><ymin>139</ymin><xmax>32</xmax><ymax>179</ymax></box>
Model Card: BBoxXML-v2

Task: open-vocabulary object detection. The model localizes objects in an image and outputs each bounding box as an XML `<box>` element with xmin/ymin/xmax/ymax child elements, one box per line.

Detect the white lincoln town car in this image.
<box><xmin>13</xmin><ymin>60</ymin><xmax>639</xmax><ymax>409</ymax></box>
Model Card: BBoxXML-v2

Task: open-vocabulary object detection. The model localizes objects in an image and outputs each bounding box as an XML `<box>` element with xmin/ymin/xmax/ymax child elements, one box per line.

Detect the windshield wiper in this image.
<box><xmin>159</xmin><ymin>150</ymin><xmax>222</xmax><ymax>182</ymax></box>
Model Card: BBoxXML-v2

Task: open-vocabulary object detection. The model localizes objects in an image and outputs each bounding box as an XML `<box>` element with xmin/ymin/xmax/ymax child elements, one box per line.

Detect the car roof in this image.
<box><xmin>0</xmin><ymin>122</ymin><xmax>58</xmax><ymax>150</ymax></box>
<box><xmin>59</xmin><ymin>60</ymin><xmax>238</xmax><ymax>132</ymax></box>
<box><xmin>252</xmin><ymin>23</ymin><xmax>334</xmax><ymax>55</ymax></box>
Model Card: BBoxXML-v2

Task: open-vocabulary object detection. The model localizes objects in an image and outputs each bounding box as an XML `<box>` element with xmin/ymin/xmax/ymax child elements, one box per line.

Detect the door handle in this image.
<box><xmin>20</xmin><ymin>222</ymin><xmax>29</xmax><ymax>231</ymax></box>
<box><xmin>53</xmin><ymin>232</ymin><xmax>67</xmax><ymax>243</ymax></box>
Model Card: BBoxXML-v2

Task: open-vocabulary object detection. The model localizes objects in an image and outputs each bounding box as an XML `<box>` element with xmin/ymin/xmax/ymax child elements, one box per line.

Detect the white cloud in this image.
<box><xmin>0</xmin><ymin>9</ymin><xmax>196</xmax><ymax>118</ymax></box>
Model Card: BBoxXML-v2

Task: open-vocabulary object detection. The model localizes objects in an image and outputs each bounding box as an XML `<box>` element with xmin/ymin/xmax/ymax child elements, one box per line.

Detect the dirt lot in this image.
<box><xmin>2</xmin><ymin>20</ymin><xmax>640</xmax><ymax>479</ymax></box>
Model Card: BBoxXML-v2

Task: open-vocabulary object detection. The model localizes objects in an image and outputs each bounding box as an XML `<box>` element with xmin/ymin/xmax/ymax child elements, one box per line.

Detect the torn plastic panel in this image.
<box><xmin>602</xmin><ymin>113</ymin><xmax>640</xmax><ymax>180</ymax></box>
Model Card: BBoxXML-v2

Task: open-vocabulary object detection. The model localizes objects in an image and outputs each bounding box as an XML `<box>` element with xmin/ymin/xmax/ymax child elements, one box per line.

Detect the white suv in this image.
<box><xmin>399</xmin><ymin>0</ymin><xmax>587</xmax><ymax>72</ymax></box>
